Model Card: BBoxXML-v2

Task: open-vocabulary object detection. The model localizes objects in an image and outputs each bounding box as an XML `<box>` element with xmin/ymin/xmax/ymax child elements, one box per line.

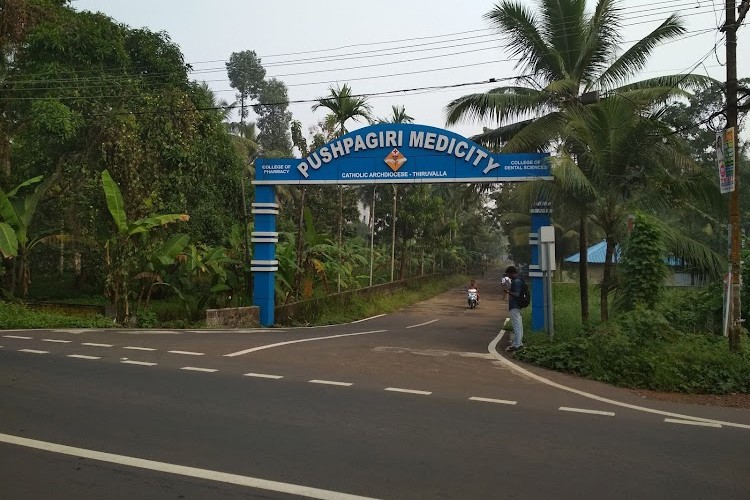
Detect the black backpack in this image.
<box><xmin>517</xmin><ymin>279</ymin><xmax>531</xmax><ymax>308</ymax></box>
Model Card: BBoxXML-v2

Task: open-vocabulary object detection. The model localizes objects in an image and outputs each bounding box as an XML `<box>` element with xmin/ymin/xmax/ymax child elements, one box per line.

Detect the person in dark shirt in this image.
<box><xmin>503</xmin><ymin>266</ymin><xmax>524</xmax><ymax>351</ymax></box>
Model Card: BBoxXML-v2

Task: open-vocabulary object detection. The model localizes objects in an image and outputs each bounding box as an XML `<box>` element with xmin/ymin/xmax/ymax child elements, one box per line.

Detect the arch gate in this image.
<box><xmin>253</xmin><ymin>123</ymin><xmax>552</xmax><ymax>328</ymax></box>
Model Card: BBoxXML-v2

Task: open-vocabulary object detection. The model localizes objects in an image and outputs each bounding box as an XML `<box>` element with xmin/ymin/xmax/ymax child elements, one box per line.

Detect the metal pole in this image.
<box><xmin>546</xmin><ymin>244</ymin><xmax>555</xmax><ymax>340</ymax></box>
<box><xmin>725</xmin><ymin>0</ymin><xmax>743</xmax><ymax>351</ymax></box>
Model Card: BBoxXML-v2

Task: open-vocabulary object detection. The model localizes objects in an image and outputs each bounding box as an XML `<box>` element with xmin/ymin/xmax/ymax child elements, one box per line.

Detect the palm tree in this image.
<box><xmin>516</xmin><ymin>96</ymin><xmax>723</xmax><ymax>320</ymax></box>
<box><xmin>445</xmin><ymin>0</ymin><xmax>712</xmax><ymax>322</ymax></box>
<box><xmin>370</xmin><ymin>105</ymin><xmax>414</xmax><ymax>282</ymax></box>
<box><xmin>312</xmin><ymin>84</ymin><xmax>372</xmax><ymax>291</ymax></box>
<box><xmin>312</xmin><ymin>84</ymin><xmax>372</xmax><ymax>137</ymax></box>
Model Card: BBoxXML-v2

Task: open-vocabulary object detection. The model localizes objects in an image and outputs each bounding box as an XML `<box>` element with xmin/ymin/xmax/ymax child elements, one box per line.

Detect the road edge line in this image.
<box><xmin>0</xmin><ymin>432</ymin><xmax>380</xmax><ymax>500</ymax></box>
<box><xmin>489</xmin><ymin>319</ymin><xmax>750</xmax><ymax>430</ymax></box>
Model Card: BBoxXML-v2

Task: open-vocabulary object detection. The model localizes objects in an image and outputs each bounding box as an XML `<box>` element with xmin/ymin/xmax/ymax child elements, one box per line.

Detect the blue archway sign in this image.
<box><xmin>252</xmin><ymin>123</ymin><xmax>552</xmax><ymax>327</ymax></box>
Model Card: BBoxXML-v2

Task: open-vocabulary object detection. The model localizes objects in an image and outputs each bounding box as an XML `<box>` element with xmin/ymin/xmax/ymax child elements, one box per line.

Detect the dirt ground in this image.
<box><xmin>631</xmin><ymin>389</ymin><xmax>750</xmax><ymax>409</ymax></box>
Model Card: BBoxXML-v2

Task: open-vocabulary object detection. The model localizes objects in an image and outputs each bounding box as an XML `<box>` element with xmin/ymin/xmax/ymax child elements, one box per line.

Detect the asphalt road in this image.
<box><xmin>2</xmin><ymin>279</ymin><xmax>749</xmax><ymax>499</ymax></box>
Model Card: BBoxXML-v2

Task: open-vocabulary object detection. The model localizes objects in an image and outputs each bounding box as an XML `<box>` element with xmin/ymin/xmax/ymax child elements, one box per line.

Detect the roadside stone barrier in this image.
<box><xmin>206</xmin><ymin>306</ymin><xmax>260</xmax><ymax>328</ymax></box>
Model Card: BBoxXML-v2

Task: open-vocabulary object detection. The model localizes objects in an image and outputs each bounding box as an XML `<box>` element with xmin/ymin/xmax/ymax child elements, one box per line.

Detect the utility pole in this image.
<box><xmin>723</xmin><ymin>0</ymin><xmax>748</xmax><ymax>351</ymax></box>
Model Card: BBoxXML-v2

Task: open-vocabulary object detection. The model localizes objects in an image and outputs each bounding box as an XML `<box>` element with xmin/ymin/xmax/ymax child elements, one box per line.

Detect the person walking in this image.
<box><xmin>504</xmin><ymin>266</ymin><xmax>524</xmax><ymax>352</ymax></box>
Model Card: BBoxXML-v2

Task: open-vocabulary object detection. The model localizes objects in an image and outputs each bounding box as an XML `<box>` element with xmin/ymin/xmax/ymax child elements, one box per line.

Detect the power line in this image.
<box><xmin>6</xmin><ymin>1</ymin><xmax>719</xmax><ymax>85</ymax></box>
<box><xmin>2</xmin><ymin>26</ymin><xmax>718</xmax><ymax>95</ymax></box>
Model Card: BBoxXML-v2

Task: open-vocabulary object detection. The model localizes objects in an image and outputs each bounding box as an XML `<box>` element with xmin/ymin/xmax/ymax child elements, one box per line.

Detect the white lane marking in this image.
<box><xmin>244</xmin><ymin>373</ymin><xmax>283</xmax><ymax>379</ymax></box>
<box><xmin>3</xmin><ymin>335</ymin><xmax>32</xmax><ymax>339</ymax></box>
<box><xmin>224</xmin><ymin>330</ymin><xmax>388</xmax><ymax>357</ymax></box>
<box><xmin>121</xmin><ymin>360</ymin><xmax>156</xmax><ymax>366</ymax></box>
<box><xmin>489</xmin><ymin>320</ymin><xmax>750</xmax><ymax>430</ymax></box>
<box><xmin>68</xmin><ymin>354</ymin><xmax>101</xmax><ymax>360</ymax></box>
<box><xmin>350</xmin><ymin>314</ymin><xmax>386</xmax><ymax>324</ymax></box>
<box><xmin>168</xmin><ymin>350</ymin><xmax>205</xmax><ymax>356</ymax></box>
<box><xmin>42</xmin><ymin>339</ymin><xmax>72</xmax><ymax>343</ymax></box>
<box><xmin>309</xmin><ymin>379</ymin><xmax>353</xmax><ymax>387</ymax></box>
<box><xmin>82</xmin><ymin>342</ymin><xmax>114</xmax><ymax>347</ymax></box>
<box><xmin>469</xmin><ymin>397</ymin><xmax>517</xmax><ymax>405</ymax></box>
<box><xmin>0</xmin><ymin>432</ymin><xmax>380</xmax><ymax>500</ymax></box>
<box><xmin>559</xmin><ymin>407</ymin><xmax>615</xmax><ymax>417</ymax></box>
<box><xmin>19</xmin><ymin>349</ymin><xmax>48</xmax><ymax>354</ymax></box>
<box><xmin>180</xmin><ymin>367</ymin><xmax>217</xmax><ymax>373</ymax></box>
<box><xmin>665</xmin><ymin>418</ymin><xmax>722</xmax><ymax>428</ymax></box>
<box><xmin>123</xmin><ymin>346</ymin><xmax>156</xmax><ymax>351</ymax></box>
<box><xmin>125</xmin><ymin>330</ymin><xmax>181</xmax><ymax>335</ymax></box>
<box><xmin>384</xmin><ymin>387</ymin><xmax>432</xmax><ymax>396</ymax></box>
<box><xmin>405</xmin><ymin>319</ymin><xmax>439</xmax><ymax>329</ymax></box>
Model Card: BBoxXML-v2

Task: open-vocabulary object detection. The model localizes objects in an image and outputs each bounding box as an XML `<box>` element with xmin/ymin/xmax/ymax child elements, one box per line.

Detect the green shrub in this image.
<box><xmin>658</xmin><ymin>282</ymin><xmax>723</xmax><ymax>334</ymax></box>
<box><xmin>135</xmin><ymin>309</ymin><xmax>158</xmax><ymax>328</ymax></box>
<box><xmin>0</xmin><ymin>302</ymin><xmax>112</xmax><ymax>329</ymax></box>
<box><xmin>517</xmin><ymin>283</ymin><xmax>750</xmax><ymax>394</ymax></box>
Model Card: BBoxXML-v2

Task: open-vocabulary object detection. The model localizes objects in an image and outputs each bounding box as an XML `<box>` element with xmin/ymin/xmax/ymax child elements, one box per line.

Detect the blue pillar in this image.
<box><xmin>251</xmin><ymin>185</ymin><xmax>278</xmax><ymax>327</ymax></box>
<box><xmin>530</xmin><ymin>201</ymin><xmax>552</xmax><ymax>331</ymax></box>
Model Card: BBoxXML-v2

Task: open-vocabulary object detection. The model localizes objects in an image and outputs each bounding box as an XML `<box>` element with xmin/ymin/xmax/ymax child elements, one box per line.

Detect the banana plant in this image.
<box><xmin>179</xmin><ymin>243</ymin><xmax>240</xmax><ymax>309</ymax></box>
<box><xmin>102</xmin><ymin>169</ymin><xmax>189</xmax><ymax>323</ymax></box>
<box><xmin>134</xmin><ymin>233</ymin><xmax>191</xmax><ymax>309</ymax></box>
<box><xmin>0</xmin><ymin>174</ymin><xmax>64</xmax><ymax>297</ymax></box>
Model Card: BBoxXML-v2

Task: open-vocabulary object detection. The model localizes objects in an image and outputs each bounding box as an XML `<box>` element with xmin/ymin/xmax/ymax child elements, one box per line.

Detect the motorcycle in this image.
<box><xmin>467</xmin><ymin>288</ymin><xmax>478</xmax><ymax>309</ymax></box>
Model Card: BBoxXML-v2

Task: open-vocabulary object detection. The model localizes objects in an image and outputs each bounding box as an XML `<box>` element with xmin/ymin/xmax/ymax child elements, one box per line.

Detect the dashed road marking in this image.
<box><xmin>180</xmin><ymin>367</ymin><xmax>217</xmax><ymax>373</ymax></box>
<box><xmin>405</xmin><ymin>319</ymin><xmax>439</xmax><ymax>329</ymax></box>
<box><xmin>121</xmin><ymin>360</ymin><xmax>157</xmax><ymax>366</ymax></box>
<box><xmin>123</xmin><ymin>346</ymin><xmax>156</xmax><ymax>351</ymax></box>
<box><xmin>0</xmin><ymin>432</ymin><xmax>380</xmax><ymax>500</ymax></box>
<box><xmin>68</xmin><ymin>355</ymin><xmax>101</xmax><ymax>360</ymax></box>
<box><xmin>244</xmin><ymin>373</ymin><xmax>283</xmax><ymax>379</ymax></box>
<box><xmin>384</xmin><ymin>387</ymin><xmax>431</xmax><ymax>396</ymax></box>
<box><xmin>19</xmin><ymin>349</ymin><xmax>48</xmax><ymax>354</ymax></box>
<box><xmin>309</xmin><ymin>379</ymin><xmax>353</xmax><ymax>387</ymax></box>
<box><xmin>469</xmin><ymin>397</ymin><xmax>517</xmax><ymax>405</ymax></box>
<box><xmin>665</xmin><ymin>418</ymin><xmax>722</xmax><ymax>428</ymax></box>
<box><xmin>42</xmin><ymin>339</ymin><xmax>72</xmax><ymax>343</ymax></box>
<box><xmin>224</xmin><ymin>329</ymin><xmax>388</xmax><ymax>357</ymax></box>
<box><xmin>82</xmin><ymin>343</ymin><xmax>113</xmax><ymax>348</ymax></box>
<box><xmin>4</xmin><ymin>335</ymin><xmax>32</xmax><ymax>340</ymax></box>
<box><xmin>168</xmin><ymin>350</ymin><xmax>204</xmax><ymax>356</ymax></box>
<box><xmin>559</xmin><ymin>407</ymin><xmax>615</xmax><ymax>417</ymax></box>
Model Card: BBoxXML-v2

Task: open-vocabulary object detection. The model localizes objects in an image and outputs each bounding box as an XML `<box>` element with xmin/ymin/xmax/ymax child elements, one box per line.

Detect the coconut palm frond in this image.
<box><xmin>445</xmin><ymin>86</ymin><xmax>548</xmax><ymax>126</ymax></box>
<box><xmin>597</xmin><ymin>14</ymin><xmax>686</xmax><ymax>89</ymax></box>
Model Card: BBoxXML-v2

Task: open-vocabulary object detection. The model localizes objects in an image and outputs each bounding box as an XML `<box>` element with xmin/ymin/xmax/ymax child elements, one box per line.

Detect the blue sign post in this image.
<box><xmin>252</xmin><ymin>123</ymin><xmax>551</xmax><ymax>326</ymax></box>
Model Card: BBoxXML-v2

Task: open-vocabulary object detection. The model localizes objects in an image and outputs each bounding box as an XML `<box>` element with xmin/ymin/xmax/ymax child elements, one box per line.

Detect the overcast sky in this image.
<box><xmin>73</xmin><ymin>0</ymin><xmax>748</xmax><ymax>140</ymax></box>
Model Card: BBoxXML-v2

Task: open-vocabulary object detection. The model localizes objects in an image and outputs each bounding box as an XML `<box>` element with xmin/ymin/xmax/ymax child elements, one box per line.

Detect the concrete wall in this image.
<box><xmin>205</xmin><ymin>306</ymin><xmax>260</xmax><ymax>328</ymax></box>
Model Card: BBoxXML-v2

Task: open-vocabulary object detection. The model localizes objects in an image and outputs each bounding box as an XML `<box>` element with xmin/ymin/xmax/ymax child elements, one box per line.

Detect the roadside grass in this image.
<box><xmin>0</xmin><ymin>301</ymin><xmax>113</xmax><ymax>329</ymax></box>
<box><xmin>516</xmin><ymin>283</ymin><xmax>750</xmax><ymax>394</ymax></box>
<box><xmin>294</xmin><ymin>274</ymin><xmax>468</xmax><ymax>325</ymax></box>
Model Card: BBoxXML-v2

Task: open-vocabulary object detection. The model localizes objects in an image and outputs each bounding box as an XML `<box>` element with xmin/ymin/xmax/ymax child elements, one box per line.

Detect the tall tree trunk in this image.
<box><xmin>390</xmin><ymin>185</ymin><xmax>397</xmax><ymax>282</ymax></box>
<box><xmin>59</xmin><ymin>239</ymin><xmax>65</xmax><ymax>276</ymax></box>
<box><xmin>579</xmin><ymin>212</ymin><xmax>590</xmax><ymax>324</ymax></box>
<box><xmin>0</xmin><ymin>119</ymin><xmax>10</xmax><ymax>177</ymax></box>
<box><xmin>294</xmin><ymin>187</ymin><xmax>306</xmax><ymax>299</ymax></box>
<box><xmin>337</xmin><ymin>185</ymin><xmax>343</xmax><ymax>292</ymax></box>
<box><xmin>369</xmin><ymin>186</ymin><xmax>376</xmax><ymax>286</ymax></box>
<box><xmin>600</xmin><ymin>237</ymin><xmax>616</xmax><ymax>322</ymax></box>
<box><xmin>398</xmin><ymin>221</ymin><xmax>408</xmax><ymax>280</ymax></box>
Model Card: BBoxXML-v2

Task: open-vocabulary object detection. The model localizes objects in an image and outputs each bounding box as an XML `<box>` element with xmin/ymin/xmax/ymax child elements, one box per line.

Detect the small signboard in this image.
<box><xmin>716</xmin><ymin>127</ymin><xmax>736</xmax><ymax>194</ymax></box>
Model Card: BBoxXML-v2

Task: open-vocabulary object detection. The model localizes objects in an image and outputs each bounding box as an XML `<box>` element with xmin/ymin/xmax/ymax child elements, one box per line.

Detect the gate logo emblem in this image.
<box><xmin>384</xmin><ymin>148</ymin><xmax>407</xmax><ymax>172</ymax></box>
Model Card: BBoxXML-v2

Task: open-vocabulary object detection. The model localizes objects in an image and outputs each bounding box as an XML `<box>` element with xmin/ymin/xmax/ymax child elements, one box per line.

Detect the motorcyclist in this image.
<box><xmin>467</xmin><ymin>279</ymin><xmax>480</xmax><ymax>303</ymax></box>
